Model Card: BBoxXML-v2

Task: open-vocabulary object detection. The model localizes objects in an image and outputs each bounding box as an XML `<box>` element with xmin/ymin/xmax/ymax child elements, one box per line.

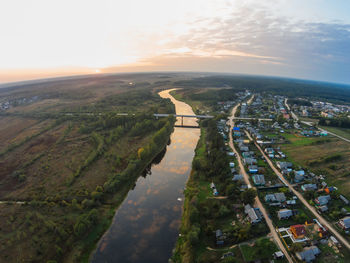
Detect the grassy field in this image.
<box><xmin>0</xmin><ymin>73</ymin><xmax>180</xmax><ymax>262</ymax></box>
<box><xmin>279</xmin><ymin>133</ymin><xmax>350</xmax><ymax>198</ymax></box>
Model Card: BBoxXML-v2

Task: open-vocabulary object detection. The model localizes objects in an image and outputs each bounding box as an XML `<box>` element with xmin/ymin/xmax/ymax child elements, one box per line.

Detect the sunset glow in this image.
<box><xmin>1</xmin><ymin>0</ymin><xmax>350</xmax><ymax>83</ymax></box>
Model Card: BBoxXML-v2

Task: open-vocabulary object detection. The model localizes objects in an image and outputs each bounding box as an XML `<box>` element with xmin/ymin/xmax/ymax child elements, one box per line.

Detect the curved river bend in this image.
<box><xmin>91</xmin><ymin>89</ymin><xmax>200</xmax><ymax>263</ymax></box>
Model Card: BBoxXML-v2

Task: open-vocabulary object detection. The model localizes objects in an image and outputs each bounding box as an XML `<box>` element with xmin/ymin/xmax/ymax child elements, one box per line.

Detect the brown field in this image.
<box><xmin>0</xmin><ymin>117</ymin><xmax>40</xmax><ymax>148</ymax></box>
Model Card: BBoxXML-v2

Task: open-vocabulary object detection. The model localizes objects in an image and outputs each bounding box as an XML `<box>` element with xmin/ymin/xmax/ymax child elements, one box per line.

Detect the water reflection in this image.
<box><xmin>91</xmin><ymin>89</ymin><xmax>200</xmax><ymax>263</ymax></box>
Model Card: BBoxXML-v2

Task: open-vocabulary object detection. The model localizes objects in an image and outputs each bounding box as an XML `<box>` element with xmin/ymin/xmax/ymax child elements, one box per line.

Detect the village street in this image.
<box><xmin>228</xmin><ymin>98</ymin><xmax>294</xmax><ymax>263</ymax></box>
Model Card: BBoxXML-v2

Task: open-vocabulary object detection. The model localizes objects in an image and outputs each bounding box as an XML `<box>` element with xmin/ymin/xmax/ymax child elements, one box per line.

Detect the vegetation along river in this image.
<box><xmin>91</xmin><ymin>89</ymin><xmax>200</xmax><ymax>263</ymax></box>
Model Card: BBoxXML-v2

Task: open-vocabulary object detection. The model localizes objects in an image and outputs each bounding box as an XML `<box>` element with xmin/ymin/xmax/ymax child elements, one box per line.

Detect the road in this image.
<box><xmin>228</xmin><ymin>101</ymin><xmax>294</xmax><ymax>263</ymax></box>
<box><xmin>232</xmin><ymin>117</ymin><xmax>273</xmax><ymax>121</ymax></box>
<box><xmin>284</xmin><ymin>98</ymin><xmax>299</xmax><ymax>121</ymax></box>
<box><xmin>285</xmin><ymin>98</ymin><xmax>350</xmax><ymax>143</ymax></box>
<box><xmin>247</xmin><ymin>130</ymin><xmax>350</xmax><ymax>250</ymax></box>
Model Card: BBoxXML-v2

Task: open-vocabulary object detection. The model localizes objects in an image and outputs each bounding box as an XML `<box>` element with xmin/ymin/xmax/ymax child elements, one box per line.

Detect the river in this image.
<box><xmin>90</xmin><ymin>89</ymin><xmax>200</xmax><ymax>263</ymax></box>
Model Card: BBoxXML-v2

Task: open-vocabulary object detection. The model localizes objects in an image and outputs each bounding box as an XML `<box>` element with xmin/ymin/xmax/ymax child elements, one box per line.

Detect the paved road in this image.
<box><xmin>228</xmin><ymin>101</ymin><xmax>294</xmax><ymax>263</ymax></box>
<box><xmin>248</xmin><ymin>130</ymin><xmax>350</xmax><ymax>250</ymax></box>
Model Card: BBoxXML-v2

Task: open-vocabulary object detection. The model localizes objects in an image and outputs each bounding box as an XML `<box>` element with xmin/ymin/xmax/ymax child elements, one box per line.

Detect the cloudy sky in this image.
<box><xmin>1</xmin><ymin>0</ymin><xmax>350</xmax><ymax>83</ymax></box>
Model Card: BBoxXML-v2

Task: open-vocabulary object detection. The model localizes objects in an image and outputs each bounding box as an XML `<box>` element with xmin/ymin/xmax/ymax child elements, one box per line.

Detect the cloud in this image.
<box><xmin>122</xmin><ymin>4</ymin><xmax>350</xmax><ymax>83</ymax></box>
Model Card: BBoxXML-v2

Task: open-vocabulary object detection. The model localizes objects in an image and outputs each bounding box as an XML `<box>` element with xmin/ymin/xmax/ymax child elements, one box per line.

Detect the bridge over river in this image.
<box><xmin>154</xmin><ymin>113</ymin><xmax>214</xmax><ymax>127</ymax></box>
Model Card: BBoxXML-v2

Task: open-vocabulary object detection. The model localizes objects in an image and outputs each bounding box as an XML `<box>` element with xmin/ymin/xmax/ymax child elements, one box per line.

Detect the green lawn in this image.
<box><xmin>240</xmin><ymin>238</ymin><xmax>279</xmax><ymax>262</ymax></box>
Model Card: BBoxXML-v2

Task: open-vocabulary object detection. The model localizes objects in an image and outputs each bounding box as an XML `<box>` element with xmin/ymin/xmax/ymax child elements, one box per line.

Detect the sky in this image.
<box><xmin>0</xmin><ymin>0</ymin><xmax>350</xmax><ymax>84</ymax></box>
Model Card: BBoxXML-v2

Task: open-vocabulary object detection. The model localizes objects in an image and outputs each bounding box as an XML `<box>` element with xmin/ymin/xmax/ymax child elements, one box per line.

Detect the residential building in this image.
<box><xmin>290</xmin><ymin>224</ymin><xmax>306</xmax><ymax>239</ymax></box>
<box><xmin>315</xmin><ymin>195</ymin><xmax>331</xmax><ymax>206</ymax></box>
<box><xmin>301</xmin><ymin>184</ymin><xmax>318</xmax><ymax>191</ymax></box>
<box><xmin>339</xmin><ymin>217</ymin><xmax>350</xmax><ymax>230</ymax></box>
<box><xmin>252</xmin><ymin>174</ymin><xmax>265</xmax><ymax>186</ymax></box>
<box><xmin>296</xmin><ymin>246</ymin><xmax>321</xmax><ymax>262</ymax></box>
<box><xmin>278</xmin><ymin>209</ymin><xmax>293</xmax><ymax>220</ymax></box>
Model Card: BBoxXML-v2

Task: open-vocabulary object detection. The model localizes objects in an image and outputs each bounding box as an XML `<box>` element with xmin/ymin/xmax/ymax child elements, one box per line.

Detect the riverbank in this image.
<box><xmin>88</xmin><ymin>89</ymin><xmax>200</xmax><ymax>263</ymax></box>
<box><xmin>81</xmin><ymin>129</ymin><xmax>174</xmax><ymax>262</ymax></box>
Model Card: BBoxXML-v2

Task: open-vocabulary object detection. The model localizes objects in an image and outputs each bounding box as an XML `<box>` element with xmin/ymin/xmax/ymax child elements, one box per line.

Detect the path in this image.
<box><xmin>228</xmin><ymin>99</ymin><xmax>294</xmax><ymax>263</ymax></box>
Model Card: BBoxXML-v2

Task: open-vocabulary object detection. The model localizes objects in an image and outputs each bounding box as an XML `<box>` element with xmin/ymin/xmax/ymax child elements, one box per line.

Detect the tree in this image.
<box><xmin>226</xmin><ymin>184</ymin><xmax>240</xmax><ymax>199</ymax></box>
<box><xmin>218</xmin><ymin>205</ymin><xmax>230</xmax><ymax>217</ymax></box>
<box><xmin>290</xmin><ymin>243</ymin><xmax>303</xmax><ymax>252</ymax></box>
<box><xmin>241</xmin><ymin>188</ymin><xmax>257</xmax><ymax>205</ymax></box>
<box><xmin>187</xmin><ymin>225</ymin><xmax>200</xmax><ymax>246</ymax></box>
<box><xmin>137</xmin><ymin>147</ymin><xmax>145</xmax><ymax>159</ymax></box>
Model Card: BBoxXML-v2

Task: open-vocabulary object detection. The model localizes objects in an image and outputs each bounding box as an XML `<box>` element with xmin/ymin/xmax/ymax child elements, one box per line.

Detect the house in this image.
<box><xmin>221</xmin><ymin>252</ymin><xmax>234</xmax><ymax>259</ymax></box>
<box><xmin>227</xmin><ymin>152</ymin><xmax>235</xmax><ymax>156</ymax></box>
<box><xmin>248</xmin><ymin>165</ymin><xmax>258</xmax><ymax>173</ymax></box>
<box><xmin>294</xmin><ymin>173</ymin><xmax>305</xmax><ymax>183</ymax></box>
<box><xmin>213</xmin><ymin>188</ymin><xmax>219</xmax><ymax>196</ymax></box>
<box><xmin>229</xmin><ymin>162</ymin><xmax>235</xmax><ymax>168</ymax></box>
<box><xmin>216</xmin><ymin>229</ymin><xmax>225</xmax><ymax>245</ymax></box>
<box><xmin>295</xmin><ymin>170</ymin><xmax>305</xmax><ymax>176</ymax></box>
<box><xmin>296</xmin><ymin>246</ymin><xmax>321</xmax><ymax>262</ymax></box>
<box><xmin>277</xmin><ymin>161</ymin><xmax>293</xmax><ymax>170</ymax></box>
<box><xmin>273</xmin><ymin>251</ymin><xmax>284</xmax><ymax>259</ymax></box>
<box><xmin>277</xmin><ymin>151</ymin><xmax>286</xmax><ymax>158</ymax></box>
<box><xmin>339</xmin><ymin>217</ymin><xmax>350</xmax><ymax>230</ymax></box>
<box><xmin>286</xmin><ymin>200</ymin><xmax>296</xmax><ymax>205</ymax></box>
<box><xmin>320</xmin><ymin>131</ymin><xmax>328</xmax><ymax>136</ymax></box>
<box><xmin>232</xmin><ymin>174</ymin><xmax>244</xmax><ymax>181</ymax></box>
<box><xmin>234</xmin><ymin>131</ymin><xmax>242</xmax><ymax>137</ymax></box>
<box><xmin>244</xmin><ymin>204</ymin><xmax>261</xmax><ymax>224</ymax></box>
<box><xmin>290</xmin><ymin>224</ymin><xmax>307</xmax><ymax>239</ymax></box>
<box><xmin>315</xmin><ymin>195</ymin><xmax>331</xmax><ymax>206</ymax></box>
<box><xmin>318</xmin><ymin>205</ymin><xmax>328</xmax><ymax>213</ymax></box>
<box><xmin>252</xmin><ymin>174</ymin><xmax>265</xmax><ymax>186</ymax></box>
<box><xmin>265</xmin><ymin>194</ymin><xmax>277</xmax><ymax>202</ymax></box>
<box><xmin>278</xmin><ymin>209</ymin><xmax>293</xmax><ymax>220</ymax></box>
<box><xmin>242</xmin><ymin>151</ymin><xmax>253</xmax><ymax>158</ymax></box>
<box><xmin>239</xmin><ymin>143</ymin><xmax>249</xmax><ymax>152</ymax></box>
<box><xmin>240</xmin><ymin>146</ymin><xmax>249</xmax><ymax>152</ymax></box>
<box><xmin>301</xmin><ymin>184</ymin><xmax>318</xmax><ymax>191</ymax></box>
<box><xmin>265</xmin><ymin>148</ymin><xmax>275</xmax><ymax>154</ymax></box>
<box><xmin>265</xmin><ymin>193</ymin><xmax>286</xmax><ymax>203</ymax></box>
<box><xmin>275</xmin><ymin>193</ymin><xmax>286</xmax><ymax>202</ymax></box>
<box><xmin>243</xmin><ymin>157</ymin><xmax>257</xmax><ymax>165</ymax></box>
<box><xmin>210</xmin><ymin>182</ymin><xmax>216</xmax><ymax>189</ymax></box>
<box><xmin>340</xmin><ymin>195</ymin><xmax>349</xmax><ymax>205</ymax></box>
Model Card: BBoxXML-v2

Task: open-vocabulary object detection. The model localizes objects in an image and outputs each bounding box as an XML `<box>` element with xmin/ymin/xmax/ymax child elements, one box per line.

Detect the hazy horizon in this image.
<box><xmin>1</xmin><ymin>0</ymin><xmax>350</xmax><ymax>84</ymax></box>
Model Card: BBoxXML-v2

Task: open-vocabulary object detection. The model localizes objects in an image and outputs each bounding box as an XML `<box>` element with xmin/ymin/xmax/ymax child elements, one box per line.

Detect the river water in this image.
<box><xmin>91</xmin><ymin>89</ymin><xmax>200</xmax><ymax>263</ymax></box>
